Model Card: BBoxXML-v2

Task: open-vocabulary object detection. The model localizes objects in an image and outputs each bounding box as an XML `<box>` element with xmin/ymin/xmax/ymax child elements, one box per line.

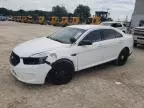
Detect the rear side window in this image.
<box><xmin>83</xmin><ymin>30</ymin><xmax>102</xmax><ymax>43</ymax></box>
<box><xmin>102</xmin><ymin>29</ymin><xmax>123</xmax><ymax>40</ymax></box>
<box><xmin>111</xmin><ymin>23</ymin><xmax>122</xmax><ymax>27</ymax></box>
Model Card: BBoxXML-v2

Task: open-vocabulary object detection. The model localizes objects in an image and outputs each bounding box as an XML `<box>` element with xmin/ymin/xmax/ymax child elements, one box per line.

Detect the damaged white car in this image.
<box><xmin>10</xmin><ymin>25</ymin><xmax>133</xmax><ymax>85</ymax></box>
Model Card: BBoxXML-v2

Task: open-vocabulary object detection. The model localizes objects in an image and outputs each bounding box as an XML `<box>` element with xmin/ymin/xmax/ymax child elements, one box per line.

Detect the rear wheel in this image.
<box><xmin>115</xmin><ymin>49</ymin><xmax>129</xmax><ymax>66</ymax></box>
<box><xmin>50</xmin><ymin>62</ymin><xmax>74</xmax><ymax>85</ymax></box>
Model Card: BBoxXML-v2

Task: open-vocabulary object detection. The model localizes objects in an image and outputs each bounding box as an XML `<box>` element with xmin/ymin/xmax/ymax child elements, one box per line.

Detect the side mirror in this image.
<box><xmin>79</xmin><ymin>40</ymin><xmax>92</xmax><ymax>46</ymax></box>
<box><xmin>70</xmin><ymin>37</ymin><xmax>76</xmax><ymax>44</ymax></box>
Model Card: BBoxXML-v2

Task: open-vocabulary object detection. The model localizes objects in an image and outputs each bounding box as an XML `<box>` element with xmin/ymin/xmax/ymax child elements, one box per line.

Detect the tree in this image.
<box><xmin>17</xmin><ymin>9</ymin><xmax>25</xmax><ymax>16</ymax></box>
<box><xmin>52</xmin><ymin>5</ymin><xmax>68</xmax><ymax>17</ymax></box>
<box><xmin>74</xmin><ymin>5</ymin><xmax>91</xmax><ymax>22</ymax></box>
<box><xmin>0</xmin><ymin>8</ymin><xmax>9</xmax><ymax>15</ymax></box>
<box><xmin>68</xmin><ymin>12</ymin><xmax>73</xmax><ymax>18</ymax></box>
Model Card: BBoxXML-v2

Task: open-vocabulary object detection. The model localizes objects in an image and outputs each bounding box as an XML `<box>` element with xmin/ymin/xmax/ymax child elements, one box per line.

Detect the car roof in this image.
<box><xmin>68</xmin><ymin>25</ymin><xmax>114</xmax><ymax>30</ymax></box>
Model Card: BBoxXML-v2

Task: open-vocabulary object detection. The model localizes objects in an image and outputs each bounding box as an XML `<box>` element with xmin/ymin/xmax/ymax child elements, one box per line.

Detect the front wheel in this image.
<box><xmin>50</xmin><ymin>62</ymin><xmax>74</xmax><ymax>85</ymax></box>
<box><xmin>115</xmin><ymin>49</ymin><xmax>129</xmax><ymax>66</ymax></box>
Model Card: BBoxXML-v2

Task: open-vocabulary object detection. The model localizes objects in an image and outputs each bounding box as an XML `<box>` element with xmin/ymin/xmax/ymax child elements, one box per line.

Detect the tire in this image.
<box><xmin>115</xmin><ymin>49</ymin><xmax>129</xmax><ymax>66</ymax></box>
<box><xmin>50</xmin><ymin>62</ymin><xmax>74</xmax><ymax>85</ymax></box>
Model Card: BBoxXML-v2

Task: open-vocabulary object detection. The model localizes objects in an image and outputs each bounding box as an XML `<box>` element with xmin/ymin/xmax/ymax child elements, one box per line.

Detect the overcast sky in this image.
<box><xmin>0</xmin><ymin>0</ymin><xmax>136</xmax><ymax>21</ymax></box>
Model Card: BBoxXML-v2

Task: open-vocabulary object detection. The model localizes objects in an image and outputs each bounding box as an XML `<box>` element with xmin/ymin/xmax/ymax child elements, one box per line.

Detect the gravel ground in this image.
<box><xmin>0</xmin><ymin>21</ymin><xmax>144</xmax><ymax>108</ymax></box>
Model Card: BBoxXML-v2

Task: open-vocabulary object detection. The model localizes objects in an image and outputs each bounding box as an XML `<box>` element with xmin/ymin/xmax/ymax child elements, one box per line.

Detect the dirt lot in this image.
<box><xmin>0</xmin><ymin>21</ymin><xmax>144</xmax><ymax>108</ymax></box>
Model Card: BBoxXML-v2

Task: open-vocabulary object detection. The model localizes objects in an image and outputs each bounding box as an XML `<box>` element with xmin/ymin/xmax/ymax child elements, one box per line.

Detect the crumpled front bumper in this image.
<box><xmin>10</xmin><ymin>59</ymin><xmax>52</xmax><ymax>84</ymax></box>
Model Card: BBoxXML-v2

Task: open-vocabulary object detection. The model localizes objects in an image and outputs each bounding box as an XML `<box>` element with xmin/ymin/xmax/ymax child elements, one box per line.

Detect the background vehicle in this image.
<box><xmin>27</xmin><ymin>16</ymin><xmax>33</xmax><ymax>23</ymax></box>
<box><xmin>8</xmin><ymin>16</ymin><xmax>13</xmax><ymax>21</ymax></box>
<box><xmin>21</xmin><ymin>16</ymin><xmax>27</xmax><ymax>23</ymax></box>
<box><xmin>86</xmin><ymin>17</ymin><xmax>101</xmax><ymax>24</ymax></box>
<box><xmin>13</xmin><ymin>16</ymin><xmax>17</xmax><ymax>21</ymax></box>
<box><xmin>37</xmin><ymin>16</ymin><xmax>46</xmax><ymax>25</ymax></box>
<box><xmin>133</xmin><ymin>26</ymin><xmax>144</xmax><ymax>47</ymax></box>
<box><xmin>101</xmin><ymin>21</ymin><xmax>128</xmax><ymax>33</ymax></box>
<box><xmin>0</xmin><ymin>16</ymin><xmax>8</xmax><ymax>21</ymax></box>
<box><xmin>69</xmin><ymin>17</ymin><xmax>80</xmax><ymax>25</ymax></box>
<box><xmin>60</xmin><ymin>17</ymin><xmax>69</xmax><ymax>27</ymax></box>
<box><xmin>10</xmin><ymin>25</ymin><xmax>133</xmax><ymax>85</ymax></box>
<box><xmin>16</xmin><ymin>16</ymin><xmax>21</xmax><ymax>22</ymax></box>
<box><xmin>50</xmin><ymin>16</ymin><xmax>59</xmax><ymax>26</ymax></box>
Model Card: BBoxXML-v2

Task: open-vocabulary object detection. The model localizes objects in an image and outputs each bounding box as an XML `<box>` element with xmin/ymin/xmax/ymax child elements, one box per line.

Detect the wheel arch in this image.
<box><xmin>122</xmin><ymin>47</ymin><xmax>130</xmax><ymax>53</ymax></box>
<box><xmin>52</xmin><ymin>58</ymin><xmax>75</xmax><ymax>71</ymax></box>
<box><xmin>115</xmin><ymin>47</ymin><xmax>130</xmax><ymax>66</ymax></box>
<box><xmin>119</xmin><ymin>47</ymin><xmax>130</xmax><ymax>57</ymax></box>
<box><xmin>45</xmin><ymin>58</ymin><xmax>75</xmax><ymax>83</ymax></box>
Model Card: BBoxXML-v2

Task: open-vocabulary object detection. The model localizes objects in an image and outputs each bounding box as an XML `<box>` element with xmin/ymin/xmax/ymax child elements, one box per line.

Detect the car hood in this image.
<box><xmin>13</xmin><ymin>37</ymin><xmax>70</xmax><ymax>57</ymax></box>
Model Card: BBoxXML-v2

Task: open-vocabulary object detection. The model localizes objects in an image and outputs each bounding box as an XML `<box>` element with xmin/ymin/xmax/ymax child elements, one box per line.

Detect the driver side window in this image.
<box><xmin>82</xmin><ymin>30</ymin><xmax>102</xmax><ymax>43</ymax></box>
<box><xmin>112</xmin><ymin>23</ymin><xmax>122</xmax><ymax>28</ymax></box>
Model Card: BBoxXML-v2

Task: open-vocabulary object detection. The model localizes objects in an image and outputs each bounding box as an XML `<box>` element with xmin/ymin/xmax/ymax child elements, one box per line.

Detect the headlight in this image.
<box><xmin>49</xmin><ymin>53</ymin><xmax>57</xmax><ymax>59</ymax></box>
<box><xmin>23</xmin><ymin>57</ymin><xmax>47</xmax><ymax>65</ymax></box>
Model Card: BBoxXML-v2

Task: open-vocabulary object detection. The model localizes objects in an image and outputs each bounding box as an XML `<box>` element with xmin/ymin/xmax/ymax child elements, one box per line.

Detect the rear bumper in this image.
<box><xmin>10</xmin><ymin>59</ymin><xmax>52</xmax><ymax>84</ymax></box>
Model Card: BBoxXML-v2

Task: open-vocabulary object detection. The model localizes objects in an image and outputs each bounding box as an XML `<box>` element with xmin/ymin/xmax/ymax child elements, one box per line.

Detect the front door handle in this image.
<box><xmin>71</xmin><ymin>53</ymin><xmax>77</xmax><ymax>56</ymax></box>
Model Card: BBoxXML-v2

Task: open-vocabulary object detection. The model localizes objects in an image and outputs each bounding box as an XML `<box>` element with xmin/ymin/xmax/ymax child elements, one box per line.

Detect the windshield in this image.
<box><xmin>47</xmin><ymin>27</ymin><xmax>86</xmax><ymax>44</ymax></box>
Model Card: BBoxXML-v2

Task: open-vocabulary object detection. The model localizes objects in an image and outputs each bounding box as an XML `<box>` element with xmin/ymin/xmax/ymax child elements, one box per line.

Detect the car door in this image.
<box><xmin>76</xmin><ymin>30</ymin><xmax>104</xmax><ymax>70</ymax></box>
<box><xmin>100</xmin><ymin>29</ymin><xmax>124</xmax><ymax>61</ymax></box>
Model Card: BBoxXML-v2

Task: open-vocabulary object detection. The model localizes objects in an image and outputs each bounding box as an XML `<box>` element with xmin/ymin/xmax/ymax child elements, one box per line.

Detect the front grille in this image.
<box><xmin>10</xmin><ymin>52</ymin><xmax>20</xmax><ymax>66</ymax></box>
<box><xmin>23</xmin><ymin>58</ymin><xmax>40</xmax><ymax>65</ymax></box>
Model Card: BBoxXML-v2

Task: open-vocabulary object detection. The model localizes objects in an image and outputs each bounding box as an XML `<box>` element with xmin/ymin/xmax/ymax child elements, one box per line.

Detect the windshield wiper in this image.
<box><xmin>47</xmin><ymin>36</ymin><xmax>53</xmax><ymax>39</ymax></box>
<box><xmin>53</xmin><ymin>39</ymin><xmax>64</xmax><ymax>43</ymax></box>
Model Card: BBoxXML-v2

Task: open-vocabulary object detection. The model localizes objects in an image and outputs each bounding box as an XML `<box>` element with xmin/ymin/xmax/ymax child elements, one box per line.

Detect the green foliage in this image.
<box><xmin>0</xmin><ymin>6</ymin><xmax>69</xmax><ymax>19</ymax></box>
<box><xmin>68</xmin><ymin>13</ymin><xmax>73</xmax><ymax>17</ymax></box>
<box><xmin>0</xmin><ymin>5</ymin><xmax>91</xmax><ymax>22</ymax></box>
<box><xmin>52</xmin><ymin>5</ymin><xmax>68</xmax><ymax>17</ymax></box>
<box><xmin>0</xmin><ymin>8</ymin><xmax>9</xmax><ymax>15</ymax></box>
<box><xmin>74</xmin><ymin>5</ymin><xmax>91</xmax><ymax>22</ymax></box>
<box><xmin>0</xmin><ymin>8</ymin><xmax>52</xmax><ymax>19</ymax></box>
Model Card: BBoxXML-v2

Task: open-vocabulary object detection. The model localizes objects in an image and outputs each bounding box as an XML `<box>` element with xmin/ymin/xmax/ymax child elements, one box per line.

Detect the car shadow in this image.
<box><xmin>74</xmin><ymin>61</ymin><xmax>115</xmax><ymax>79</ymax></box>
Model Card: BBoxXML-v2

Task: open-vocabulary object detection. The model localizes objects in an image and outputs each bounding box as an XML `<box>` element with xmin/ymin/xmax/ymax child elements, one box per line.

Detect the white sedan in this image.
<box><xmin>101</xmin><ymin>21</ymin><xmax>127</xmax><ymax>33</ymax></box>
<box><xmin>10</xmin><ymin>25</ymin><xmax>133</xmax><ymax>85</ymax></box>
